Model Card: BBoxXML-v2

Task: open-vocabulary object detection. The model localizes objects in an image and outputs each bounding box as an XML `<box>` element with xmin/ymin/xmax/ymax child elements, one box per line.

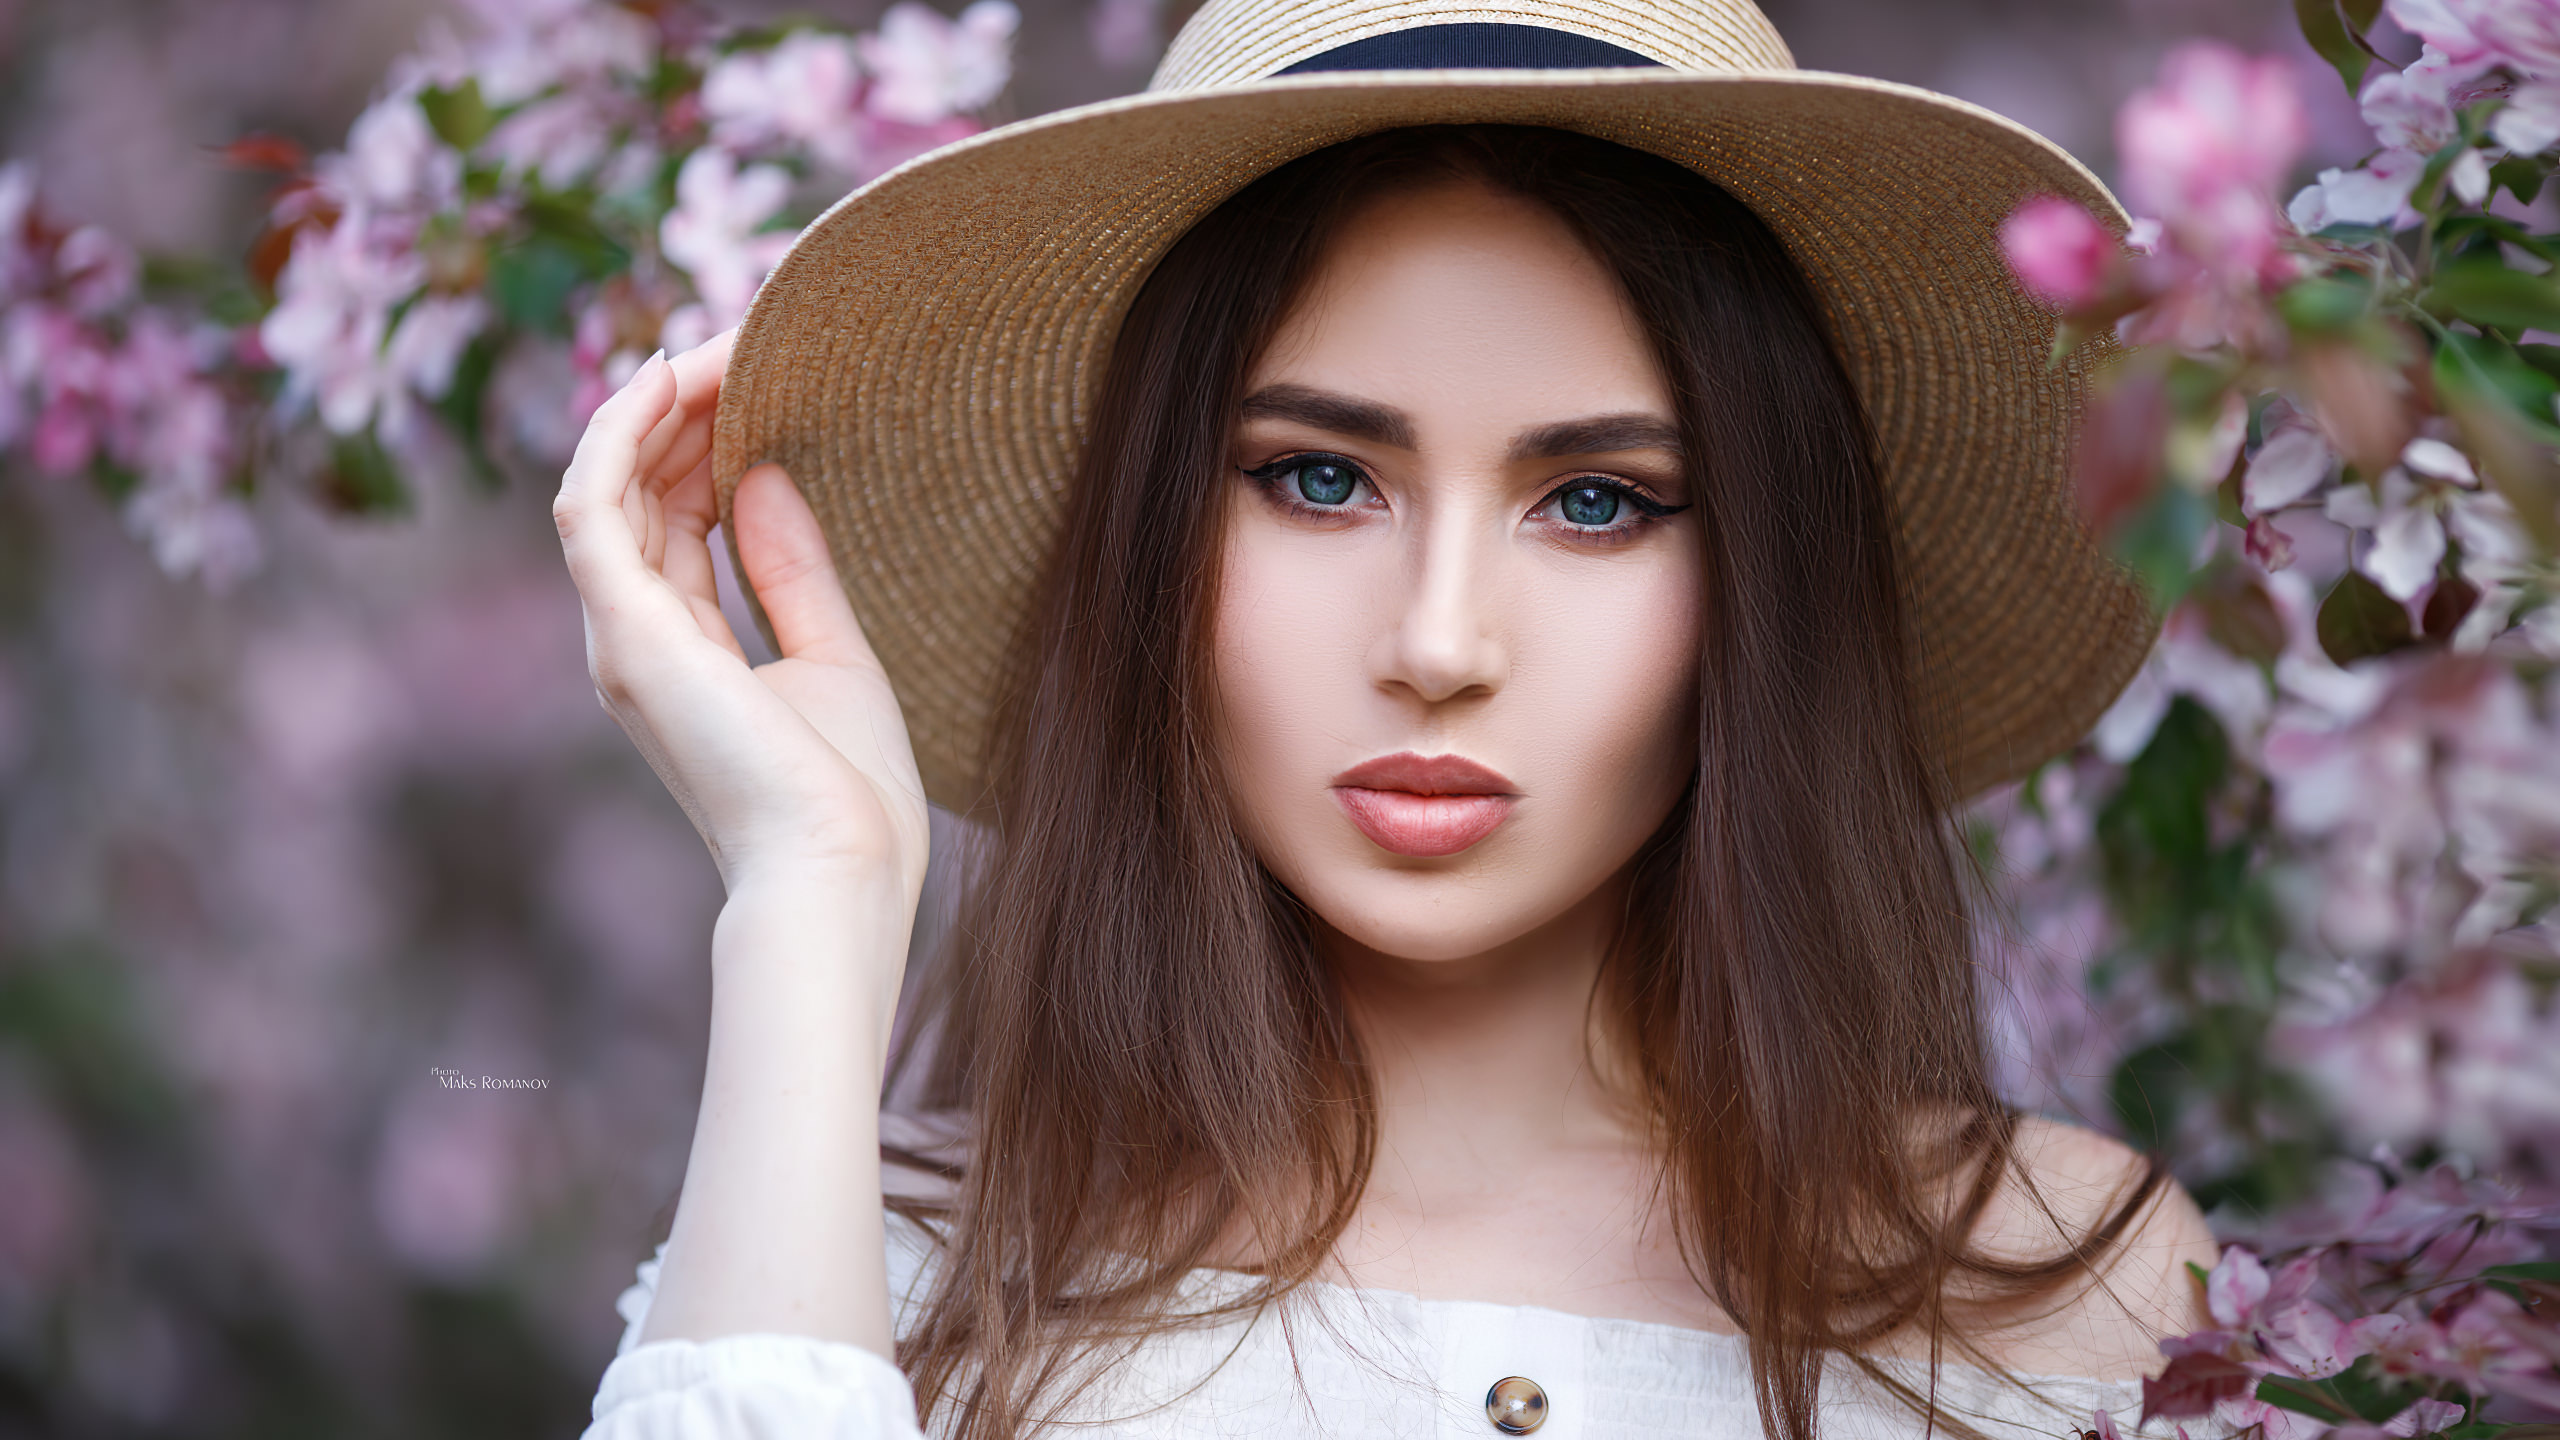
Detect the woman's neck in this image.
<box><xmin>1324</xmin><ymin>874</ymin><xmax>1648</xmax><ymax>1181</ymax></box>
<box><xmin>1310</xmin><ymin>875</ymin><xmax>1726</xmax><ymax>1327</ymax></box>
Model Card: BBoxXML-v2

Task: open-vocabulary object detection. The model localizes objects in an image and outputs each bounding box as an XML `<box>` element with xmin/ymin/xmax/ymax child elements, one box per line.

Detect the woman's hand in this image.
<box><xmin>552</xmin><ymin>332</ymin><xmax>930</xmax><ymax>906</ymax></box>
<box><xmin>560</xmin><ymin>334</ymin><xmax>915</xmax><ymax>1355</ymax></box>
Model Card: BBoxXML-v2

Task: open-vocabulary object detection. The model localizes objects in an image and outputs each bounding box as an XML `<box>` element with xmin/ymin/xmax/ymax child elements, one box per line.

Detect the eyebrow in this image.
<box><xmin>1506</xmin><ymin>414</ymin><xmax>1684</xmax><ymax>462</ymax></box>
<box><xmin>1241</xmin><ymin>385</ymin><xmax>1416</xmax><ymax>449</ymax></box>
<box><xmin>1242</xmin><ymin>384</ymin><xmax>1682</xmax><ymax>463</ymax></box>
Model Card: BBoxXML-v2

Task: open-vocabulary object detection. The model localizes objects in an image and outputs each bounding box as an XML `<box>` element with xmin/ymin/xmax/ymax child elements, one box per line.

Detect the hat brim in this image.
<box><xmin>715</xmin><ymin>68</ymin><xmax>2154</xmax><ymax>809</ymax></box>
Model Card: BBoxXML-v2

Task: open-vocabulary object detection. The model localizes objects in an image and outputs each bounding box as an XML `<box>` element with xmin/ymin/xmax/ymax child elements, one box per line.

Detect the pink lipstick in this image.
<box><xmin>1330</xmin><ymin>752</ymin><xmax>1518</xmax><ymax>858</ymax></box>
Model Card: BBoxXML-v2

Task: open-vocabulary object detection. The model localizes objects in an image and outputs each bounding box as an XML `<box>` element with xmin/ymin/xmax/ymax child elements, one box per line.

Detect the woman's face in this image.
<box><xmin>1214</xmin><ymin>178</ymin><xmax>1704</xmax><ymax>964</ymax></box>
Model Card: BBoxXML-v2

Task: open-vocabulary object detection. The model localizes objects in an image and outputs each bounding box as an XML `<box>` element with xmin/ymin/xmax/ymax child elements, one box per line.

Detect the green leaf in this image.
<box><xmin>2327</xmin><ymin>1356</ymin><xmax>2442</xmax><ymax>1425</ymax></box>
<box><xmin>2418</xmin><ymin>135</ymin><xmax>2478</xmax><ymax>217</ymax></box>
<box><xmin>2111</xmin><ymin>1039</ymin><xmax>2191</xmax><ymax>1151</ymax></box>
<box><xmin>2492</xmin><ymin>155</ymin><xmax>2549</xmax><ymax>207</ymax></box>
<box><xmin>2439</xmin><ymin>212</ymin><xmax>2560</xmax><ymax>264</ymax></box>
<box><xmin>2340</xmin><ymin>0</ymin><xmax>2383</xmax><ymax>27</ymax></box>
<box><xmin>2424</xmin><ymin>257</ymin><xmax>2560</xmax><ymax>333</ymax></box>
<box><xmin>2436</xmin><ymin>331</ymin><xmax>2560</xmax><ymax>551</ymax></box>
<box><xmin>419</xmin><ymin>79</ymin><xmax>493</xmax><ymax>152</ymax></box>
<box><xmin>2281</xmin><ymin>274</ymin><xmax>2374</xmax><ymax>333</ymax></box>
<box><xmin>2258</xmin><ymin>1377</ymin><xmax>2356</xmax><ymax>1424</ymax></box>
<box><xmin>2295</xmin><ymin>0</ymin><xmax>2371</xmax><ymax>96</ymax></box>
<box><xmin>324</xmin><ymin>431</ymin><xmax>412</xmax><ymax>515</ymax></box>
<box><xmin>486</xmin><ymin>236</ymin><xmax>613</xmax><ymax>334</ymax></box>
<box><xmin>2318</xmin><ymin>569</ymin><xmax>2417</xmax><ymax>665</ymax></box>
<box><xmin>2436</xmin><ymin>330</ymin><xmax>2560</xmax><ymax>436</ymax></box>
<box><xmin>2113</xmin><ymin>484</ymin><xmax>2216</xmax><ymax>610</ymax></box>
<box><xmin>2485</xmin><ymin>1262</ymin><xmax>2560</xmax><ymax>1281</ymax></box>
<box><xmin>431</xmin><ymin>336</ymin><xmax>505</xmax><ymax>492</ymax></box>
<box><xmin>2516</xmin><ymin>342</ymin><xmax>2560</xmax><ymax>382</ymax></box>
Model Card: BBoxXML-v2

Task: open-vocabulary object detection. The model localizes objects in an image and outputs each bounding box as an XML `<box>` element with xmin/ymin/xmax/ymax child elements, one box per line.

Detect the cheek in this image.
<box><xmin>1209</xmin><ymin>511</ymin><xmax>1378</xmax><ymax>856</ymax></box>
<box><xmin>1512</xmin><ymin>557</ymin><xmax>1702</xmax><ymax>842</ymax></box>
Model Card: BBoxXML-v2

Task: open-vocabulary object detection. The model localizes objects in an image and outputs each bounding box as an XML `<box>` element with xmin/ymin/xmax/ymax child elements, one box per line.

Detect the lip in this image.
<box><xmin>1330</xmin><ymin>752</ymin><xmax>1519</xmax><ymax>858</ymax></box>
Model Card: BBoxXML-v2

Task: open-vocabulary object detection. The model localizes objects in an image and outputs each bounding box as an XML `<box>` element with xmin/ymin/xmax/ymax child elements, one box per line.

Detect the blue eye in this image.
<box><xmin>1558</xmin><ymin>485</ymin><xmax>1620</xmax><ymax>527</ymax></box>
<box><xmin>1243</xmin><ymin>453</ymin><xmax>1370</xmax><ymax>511</ymax></box>
<box><xmin>1292</xmin><ymin>461</ymin><xmax>1358</xmax><ymax>506</ymax></box>
<box><xmin>1534</xmin><ymin>477</ymin><xmax>1690</xmax><ymax>537</ymax></box>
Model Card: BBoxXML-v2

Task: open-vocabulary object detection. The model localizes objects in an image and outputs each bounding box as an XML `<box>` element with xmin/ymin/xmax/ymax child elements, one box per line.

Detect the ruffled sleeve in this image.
<box><xmin>583</xmin><ymin>1234</ymin><xmax>934</xmax><ymax>1440</ymax></box>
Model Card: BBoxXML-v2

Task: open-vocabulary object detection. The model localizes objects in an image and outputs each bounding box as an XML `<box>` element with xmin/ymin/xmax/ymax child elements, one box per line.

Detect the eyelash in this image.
<box><xmin>1239</xmin><ymin>452</ymin><xmax>1690</xmax><ymax>540</ymax></box>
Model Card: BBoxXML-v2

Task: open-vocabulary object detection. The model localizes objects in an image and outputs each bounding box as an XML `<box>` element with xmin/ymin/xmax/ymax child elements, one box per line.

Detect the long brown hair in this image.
<box><xmin>892</xmin><ymin>124</ymin><xmax>2166</xmax><ymax>1440</ymax></box>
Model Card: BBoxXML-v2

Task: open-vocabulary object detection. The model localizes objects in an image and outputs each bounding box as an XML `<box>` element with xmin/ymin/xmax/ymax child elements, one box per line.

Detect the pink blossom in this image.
<box><xmin>2244</xmin><ymin>425</ymin><xmax>2335</xmax><ymax>514</ymax></box>
<box><xmin>54</xmin><ymin>225</ymin><xmax>137</xmax><ymax>315</ymax></box>
<box><xmin>2201</xmin><ymin>1248</ymin><xmax>2366</xmax><ymax>1378</ymax></box>
<box><xmin>659</xmin><ymin>149</ymin><xmax>796</xmax><ymax>328</ymax></box>
<box><xmin>2377</xmin><ymin>2</ymin><xmax>2560</xmax><ymax>152</ymax></box>
<box><xmin>702</xmin><ymin>32</ymin><xmax>867</xmax><ymax>174</ymax></box>
<box><xmin>569</xmin><ymin>284</ymin><xmax>661</xmax><ymax>424</ymax></box>
<box><xmin>257</xmin><ymin>213</ymin><xmax>427</xmax><ymax>434</ymax></box>
<box><xmin>2206</xmin><ymin>1246</ymin><xmax>2271</xmax><ymax>1327</ymax></box>
<box><xmin>2384</xmin><ymin>1398</ymin><xmax>2465</xmax><ymax>1436</ymax></box>
<box><xmin>89</xmin><ymin>314</ymin><xmax>261</xmax><ymax>586</ymax></box>
<box><xmin>2278</xmin><ymin>954</ymin><xmax>2560</xmax><ymax>1167</ymax></box>
<box><xmin>2092</xmin><ymin>602</ymin><xmax>2272</xmax><ymax>761</ymax></box>
<box><xmin>482</xmin><ymin>94</ymin><xmax>616</xmax><ymax>187</ymax></box>
<box><xmin>322</xmin><ymin>95</ymin><xmax>461</xmax><ymax>213</ymax></box>
<box><xmin>2361</xmin><ymin>477</ymin><xmax>2447</xmax><ymax>603</ymax></box>
<box><xmin>2358</xmin><ymin>54</ymin><xmax>2457</xmax><ymax>153</ymax></box>
<box><xmin>2001</xmin><ymin>195</ymin><xmax>2120</xmax><ymax>309</ymax></box>
<box><xmin>3</xmin><ymin>303</ymin><xmax>113</xmax><ymax>474</ymax></box>
<box><xmin>124</xmin><ymin>465</ymin><xmax>261</xmax><ymax>590</ymax></box>
<box><xmin>449</xmin><ymin>0</ymin><xmax>656</xmax><ymax>107</ymax></box>
<box><xmin>1090</xmin><ymin>0</ymin><xmax>1164</xmax><ymax>68</ymax></box>
<box><xmin>859</xmin><ymin>0</ymin><xmax>1019</xmax><ymax>126</ymax></box>
<box><xmin>2390</xmin><ymin>0</ymin><xmax>2560</xmax><ymax>82</ymax></box>
<box><xmin>2246</xmin><ymin>515</ymin><xmax>2297</xmax><ymax>570</ymax></box>
<box><xmin>2434</xmin><ymin>1290</ymin><xmax>2560</xmax><ymax>1409</ymax></box>
<box><xmin>2493</xmin><ymin>79</ymin><xmax>2560</xmax><ymax>153</ymax></box>
<box><xmin>377</xmin><ymin>294</ymin><xmax>488</xmax><ymax>444</ymax></box>
<box><xmin>2117</xmin><ymin>42</ymin><xmax>2307</xmax><ymax>280</ymax></box>
<box><xmin>2292</xmin><ymin>147</ymin><xmax>2427</xmax><ymax>232</ymax></box>
<box><xmin>2261</xmin><ymin>656</ymin><xmax>2506</xmax><ymax>957</ymax></box>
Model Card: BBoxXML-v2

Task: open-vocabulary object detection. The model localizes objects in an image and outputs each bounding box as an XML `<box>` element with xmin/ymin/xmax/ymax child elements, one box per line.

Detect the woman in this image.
<box><xmin>558</xmin><ymin>4</ymin><xmax>2215</xmax><ymax>1438</ymax></box>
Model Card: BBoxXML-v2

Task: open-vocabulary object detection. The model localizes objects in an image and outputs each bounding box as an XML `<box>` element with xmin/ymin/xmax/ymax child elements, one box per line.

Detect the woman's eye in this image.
<box><xmin>1532</xmin><ymin>477</ymin><xmax>1687</xmax><ymax>537</ymax></box>
<box><xmin>1242</xmin><ymin>454</ymin><xmax>1372</xmax><ymax>512</ymax></box>
<box><xmin>1290</xmin><ymin>461</ymin><xmax>1359</xmax><ymax>507</ymax></box>
<box><xmin>1557</xmin><ymin>485</ymin><xmax>1621</xmax><ymax>527</ymax></box>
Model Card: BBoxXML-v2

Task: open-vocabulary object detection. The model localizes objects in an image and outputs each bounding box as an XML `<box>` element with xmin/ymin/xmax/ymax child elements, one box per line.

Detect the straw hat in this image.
<box><xmin>712</xmin><ymin>0</ymin><xmax>2153</xmax><ymax>808</ymax></box>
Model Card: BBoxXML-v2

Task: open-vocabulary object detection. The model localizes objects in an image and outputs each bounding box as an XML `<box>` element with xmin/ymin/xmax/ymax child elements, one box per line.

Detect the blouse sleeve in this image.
<box><xmin>581</xmin><ymin>1240</ymin><xmax>929</xmax><ymax>1440</ymax></box>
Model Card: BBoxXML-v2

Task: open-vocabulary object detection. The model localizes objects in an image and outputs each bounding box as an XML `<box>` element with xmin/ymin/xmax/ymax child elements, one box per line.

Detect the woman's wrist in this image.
<box><xmin>712</xmin><ymin>862</ymin><xmax>916</xmax><ymax>1018</ymax></box>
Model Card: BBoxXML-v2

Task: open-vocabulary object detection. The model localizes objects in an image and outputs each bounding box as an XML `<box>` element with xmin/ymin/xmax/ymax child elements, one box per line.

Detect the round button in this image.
<box><xmin>1485</xmin><ymin>1376</ymin><xmax>1549</xmax><ymax>1434</ymax></box>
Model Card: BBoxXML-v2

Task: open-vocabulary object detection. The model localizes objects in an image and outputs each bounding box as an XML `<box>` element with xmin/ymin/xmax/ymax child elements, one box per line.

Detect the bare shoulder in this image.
<box><xmin>1956</xmin><ymin>1115</ymin><xmax>2218</xmax><ymax>1381</ymax></box>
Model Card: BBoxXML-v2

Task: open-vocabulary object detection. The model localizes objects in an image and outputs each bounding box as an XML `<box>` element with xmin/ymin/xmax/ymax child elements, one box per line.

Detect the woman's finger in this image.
<box><xmin>634</xmin><ymin>329</ymin><xmax>735</xmax><ymax>486</ymax></box>
<box><xmin>554</xmin><ymin>352</ymin><xmax>677</xmax><ymax>599</ymax></box>
<box><xmin>661</xmin><ymin>457</ymin><xmax>749</xmax><ymax>661</ymax></box>
<box><xmin>732</xmin><ymin>462</ymin><xmax>881</xmax><ymax>672</ymax></box>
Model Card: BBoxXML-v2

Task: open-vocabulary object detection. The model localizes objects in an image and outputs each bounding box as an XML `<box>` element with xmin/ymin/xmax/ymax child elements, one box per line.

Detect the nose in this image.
<box><xmin>1372</xmin><ymin>510</ymin><xmax>1508</xmax><ymax>704</ymax></box>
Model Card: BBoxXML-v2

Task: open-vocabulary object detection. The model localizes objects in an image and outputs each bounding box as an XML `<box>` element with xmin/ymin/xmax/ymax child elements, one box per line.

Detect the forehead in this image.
<box><xmin>1246</xmin><ymin>178</ymin><xmax>1670</xmax><ymax>429</ymax></box>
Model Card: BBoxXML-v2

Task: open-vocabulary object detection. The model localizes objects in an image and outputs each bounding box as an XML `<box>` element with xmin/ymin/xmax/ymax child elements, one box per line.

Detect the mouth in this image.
<box><xmin>1329</xmin><ymin>752</ymin><xmax>1519</xmax><ymax>858</ymax></box>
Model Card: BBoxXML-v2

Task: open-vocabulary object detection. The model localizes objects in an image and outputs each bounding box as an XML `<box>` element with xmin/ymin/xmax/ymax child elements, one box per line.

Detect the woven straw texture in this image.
<box><xmin>715</xmin><ymin>0</ymin><xmax>2155</xmax><ymax>810</ymax></box>
<box><xmin>1152</xmin><ymin>0</ymin><xmax>1794</xmax><ymax>88</ymax></box>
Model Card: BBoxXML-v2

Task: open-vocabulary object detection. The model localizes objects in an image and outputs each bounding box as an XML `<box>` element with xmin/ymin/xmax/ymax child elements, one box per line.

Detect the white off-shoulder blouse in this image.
<box><xmin>583</xmin><ymin>1204</ymin><xmax>2158</xmax><ymax>1440</ymax></box>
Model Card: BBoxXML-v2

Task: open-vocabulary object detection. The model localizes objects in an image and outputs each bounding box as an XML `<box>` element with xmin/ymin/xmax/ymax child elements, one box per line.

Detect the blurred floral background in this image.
<box><xmin>1</xmin><ymin>0</ymin><xmax>2555</xmax><ymax>1436</ymax></box>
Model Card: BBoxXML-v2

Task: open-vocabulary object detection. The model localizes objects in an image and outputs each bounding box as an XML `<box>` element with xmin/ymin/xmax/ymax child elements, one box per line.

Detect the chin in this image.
<box><xmin>1291</xmin><ymin>861</ymin><xmax>1589</xmax><ymax>964</ymax></box>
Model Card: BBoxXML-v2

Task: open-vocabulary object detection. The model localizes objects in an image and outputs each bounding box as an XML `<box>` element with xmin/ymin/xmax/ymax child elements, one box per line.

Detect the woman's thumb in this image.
<box><xmin>731</xmin><ymin>463</ymin><xmax>876</xmax><ymax>669</ymax></box>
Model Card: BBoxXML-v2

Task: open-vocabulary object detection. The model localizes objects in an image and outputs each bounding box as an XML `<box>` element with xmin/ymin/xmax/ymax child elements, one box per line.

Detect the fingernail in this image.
<box><xmin>645</xmin><ymin>348</ymin><xmax>668</xmax><ymax>375</ymax></box>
